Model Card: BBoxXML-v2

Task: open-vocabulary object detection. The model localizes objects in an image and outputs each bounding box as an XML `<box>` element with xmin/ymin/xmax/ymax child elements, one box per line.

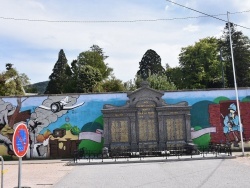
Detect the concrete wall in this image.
<box><xmin>0</xmin><ymin>88</ymin><xmax>250</xmax><ymax>158</ymax></box>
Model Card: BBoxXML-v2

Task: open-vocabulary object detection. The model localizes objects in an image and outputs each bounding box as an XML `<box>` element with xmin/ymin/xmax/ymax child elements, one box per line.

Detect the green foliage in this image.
<box><xmin>98</xmin><ymin>76</ymin><xmax>126</xmax><ymax>92</ymax></box>
<box><xmin>0</xmin><ymin>64</ymin><xmax>29</xmax><ymax>96</ymax></box>
<box><xmin>67</xmin><ymin>45</ymin><xmax>113</xmax><ymax>93</ymax></box>
<box><xmin>77</xmin><ymin>45</ymin><xmax>113</xmax><ymax>80</ymax></box>
<box><xmin>45</xmin><ymin>49</ymin><xmax>72</xmax><ymax>94</ymax></box>
<box><xmin>147</xmin><ymin>74</ymin><xmax>176</xmax><ymax>90</ymax></box>
<box><xmin>135</xmin><ymin>74</ymin><xmax>176</xmax><ymax>90</ymax></box>
<box><xmin>137</xmin><ymin>49</ymin><xmax>165</xmax><ymax>80</ymax></box>
<box><xmin>178</xmin><ymin>37</ymin><xmax>222</xmax><ymax>89</ymax></box>
<box><xmin>123</xmin><ymin>79</ymin><xmax>137</xmax><ymax>91</ymax></box>
<box><xmin>165</xmin><ymin>66</ymin><xmax>184</xmax><ymax>89</ymax></box>
<box><xmin>77</xmin><ymin>65</ymin><xmax>102</xmax><ymax>93</ymax></box>
<box><xmin>220</xmin><ymin>23</ymin><xmax>250</xmax><ymax>87</ymax></box>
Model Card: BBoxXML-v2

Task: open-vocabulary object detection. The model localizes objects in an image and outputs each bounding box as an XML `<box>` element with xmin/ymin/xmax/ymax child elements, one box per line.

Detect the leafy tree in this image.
<box><xmin>178</xmin><ymin>37</ymin><xmax>222</xmax><ymax>89</ymax></box>
<box><xmin>76</xmin><ymin>65</ymin><xmax>102</xmax><ymax>93</ymax></box>
<box><xmin>220</xmin><ymin>23</ymin><xmax>250</xmax><ymax>87</ymax></box>
<box><xmin>147</xmin><ymin>74</ymin><xmax>176</xmax><ymax>90</ymax></box>
<box><xmin>124</xmin><ymin>79</ymin><xmax>137</xmax><ymax>91</ymax></box>
<box><xmin>97</xmin><ymin>76</ymin><xmax>125</xmax><ymax>92</ymax></box>
<box><xmin>135</xmin><ymin>74</ymin><xmax>176</xmax><ymax>90</ymax></box>
<box><xmin>45</xmin><ymin>49</ymin><xmax>72</xmax><ymax>94</ymax></box>
<box><xmin>77</xmin><ymin>45</ymin><xmax>113</xmax><ymax>80</ymax></box>
<box><xmin>166</xmin><ymin>66</ymin><xmax>184</xmax><ymax>89</ymax></box>
<box><xmin>137</xmin><ymin>49</ymin><xmax>165</xmax><ymax>80</ymax></box>
<box><xmin>0</xmin><ymin>64</ymin><xmax>30</xmax><ymax>96</ymax></box>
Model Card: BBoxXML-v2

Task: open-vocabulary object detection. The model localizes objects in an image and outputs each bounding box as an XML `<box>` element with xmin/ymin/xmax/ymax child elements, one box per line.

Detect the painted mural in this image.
<box><xmin>0</xmin><ymin>88</ymin><xmax>250</xmax><ymax>159</ymax></box>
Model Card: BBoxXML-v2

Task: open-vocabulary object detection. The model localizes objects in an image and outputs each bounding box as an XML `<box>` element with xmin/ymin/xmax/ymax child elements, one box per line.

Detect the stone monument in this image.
<box><xmin>102</xmin><ymin>81</ymin><xmax>192</xmax><ymax>151</ymax></box>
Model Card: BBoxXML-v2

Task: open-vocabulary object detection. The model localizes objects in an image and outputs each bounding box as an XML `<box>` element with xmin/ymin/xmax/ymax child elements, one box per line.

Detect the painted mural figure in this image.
<box><xmin>223</xmin><ymin>103</ymin><xmax>241</xmax><ymax>147</ymax></box>
<box><xmin>0</xmin><ymin>104</ymin><xmax>14</xmax><ymax>155</ymax></box>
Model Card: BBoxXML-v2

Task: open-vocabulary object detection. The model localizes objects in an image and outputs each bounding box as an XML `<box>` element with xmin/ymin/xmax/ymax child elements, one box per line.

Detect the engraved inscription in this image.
<box><xmin>166</xmin><ymin>116</ymin><xmax>184</xmax><ymax>141</ymax></box>
<box><xmin>111</xmin><ymin>120</ymin><xmax>129</xmax><ymax>142</ymax></box>
<box><xmin>137</xmin><ymin>100</ymin><xmax>157</xmax><ymax>142</ymax></box>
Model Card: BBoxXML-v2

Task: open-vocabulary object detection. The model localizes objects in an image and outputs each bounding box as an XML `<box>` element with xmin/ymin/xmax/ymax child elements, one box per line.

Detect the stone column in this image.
<box><xmin>185</xmin><ymin>112</ymin><xmax>192</xmax><ymax>143</ymax></box>
<box><xmin>157</xmin><ymin>112</ymin><xmax>166</xmax><ymax>149</ymax></box>
<box><xmin>103</xmin><ymin>118</ymin><xmax>110</xmax><ymax>148</ymax></box>
<box><xmin>130</xmin><ymin>116</ymin><xmax>137</xmax><ymax>150</ymax></box>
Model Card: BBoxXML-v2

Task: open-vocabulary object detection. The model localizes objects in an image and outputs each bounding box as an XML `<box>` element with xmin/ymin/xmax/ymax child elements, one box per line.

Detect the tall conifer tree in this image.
<box><xmin>45</xmin><ymin>49</ymin><xmax>71</xmax><ymax>94</ymax></box>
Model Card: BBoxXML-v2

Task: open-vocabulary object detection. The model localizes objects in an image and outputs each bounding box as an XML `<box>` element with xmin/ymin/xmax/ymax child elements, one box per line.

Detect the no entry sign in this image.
<box><xmin>13</xmin><ymin>123</ymin><xmax>29</xmax><ymax>158</ymax></box>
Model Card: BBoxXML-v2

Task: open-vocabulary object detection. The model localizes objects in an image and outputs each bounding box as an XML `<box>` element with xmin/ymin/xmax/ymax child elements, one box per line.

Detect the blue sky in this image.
<box><xmin>0</xmin><ymin>0</ymin><xmax>250</xmax><ymax>84</ymax></box>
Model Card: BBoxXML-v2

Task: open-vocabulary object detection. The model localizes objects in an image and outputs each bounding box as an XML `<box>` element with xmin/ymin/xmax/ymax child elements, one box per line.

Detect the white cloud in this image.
<box><xmin>0</xmin><ymin>0</ymin><xmax>250</xmax><ymax>84</ymax></box>
<box><xmin>183</xmin><ymin>24</ymin><xmax>200</xmax><ymax>32</ymax></box>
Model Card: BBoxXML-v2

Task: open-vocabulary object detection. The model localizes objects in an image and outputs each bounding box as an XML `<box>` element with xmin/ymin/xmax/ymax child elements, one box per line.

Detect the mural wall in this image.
<box><xmin>0</xmin><ymin>88</ymin><xmax>250</xmax><ymax>158</ymax></box>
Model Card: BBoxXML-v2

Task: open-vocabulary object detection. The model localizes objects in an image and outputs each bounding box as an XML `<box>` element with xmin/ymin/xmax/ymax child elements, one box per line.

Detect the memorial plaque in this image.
<box><xmin>175</xmin><ymin>116</ymin><xmax>184</xmax><ymax>140</ymax></box>
<box><xmin>137</xmin><ymin>100</ymin><xmax>157</xmax><ymax>142</ymax></box>
<box><xmin>111</xmin><ymin>120</ymin><xmax>129</xmax><ymax>143</ymax></box>
<box><xmin>166</xmin><ymin>118</ymin><xmax>175</xmax><ymax>141</ymax></box>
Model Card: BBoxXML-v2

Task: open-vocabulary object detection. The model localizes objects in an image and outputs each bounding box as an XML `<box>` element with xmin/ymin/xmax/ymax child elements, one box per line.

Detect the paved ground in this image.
<box><xmin>3</xmin><ymin>160</ymin><xmax>73</xmax><ymax>188</ymax></box>
<box><xmin>2</xmin><ymin>152</ymin><xmax>250</xmax><ymax>188</ymax></box>
<box><xmin>54</xmin><ymin>157</ymin><xmax>250</xmax><ymax>188</ymax></box>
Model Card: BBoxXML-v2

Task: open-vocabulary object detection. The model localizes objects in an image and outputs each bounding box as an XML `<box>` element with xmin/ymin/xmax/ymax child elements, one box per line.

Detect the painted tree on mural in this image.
<box><xmin>220</xmin><ymin>23</ymin><xmax>250</xmax><ymax>87</ymax></box>
<box><xmin>137</xmin><ymin>49</ymin><xmax>165</xmax><ymax>80</ymax></box>
<box><xmin>45</xmin><ymin>49</ymin><xmax>72</xmax><ymax>94</ymax></box>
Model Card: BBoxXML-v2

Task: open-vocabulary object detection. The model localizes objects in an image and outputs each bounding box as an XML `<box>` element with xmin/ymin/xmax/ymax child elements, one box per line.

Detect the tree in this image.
<box><xmin>97</xmin><ymin>76</ymin><xmax>125</xmax><ymax>92</ymax></box>
<box><xmin>76</xmin><ymin>65</ymin><xmax>102</xmax><ymax>93</ymax></box>
<box><xmin>45</xmin><ymin>49</ymin><xmax>72</xmax><ymax>94</ymax></box>
<box><xmin>165</xmin><ymin>66</ymin><xmax>184</xmax><ymax>89</ymax></box>
<box><xmin>220</xmin><ymin>23</ymin><xmax>250</xmax><ymax>87</ymax></box>
<box><xmin>77</xmin><ymin>45</ymin><xmax>113</xmax><ymax>80</ymax></box>
<box><xmin>135</xmin><ymin>74</ymin><xmax>176</xmax><ymax>91</ymax></box>
<box><xmin>178</xmin><ymin>37</ymin><xmax>222</xmax><ymax>89</ymax></box>
<box><xmin>124</xmin><ymin>79</ymin><xmax>137</xmax><ymax>91</ymax></box>
<box><xmin>137</xmin><ymin>49</ymin><xmax>165</xmax><ymax>80</ymax></box>
<box><xmin>0</xmin><ymin>64</ymin><xmax>30</xmax><ymax>96</ymax></box>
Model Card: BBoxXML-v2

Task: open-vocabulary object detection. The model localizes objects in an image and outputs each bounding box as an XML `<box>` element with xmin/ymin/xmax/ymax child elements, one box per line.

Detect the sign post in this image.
<box><xmin>13</xmin><ymin>123</ymin><xmax>29</xmax><ymax>188</ymax></box>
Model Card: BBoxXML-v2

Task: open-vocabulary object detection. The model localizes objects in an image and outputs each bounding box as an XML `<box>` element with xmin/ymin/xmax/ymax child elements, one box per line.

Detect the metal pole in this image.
<box><xmin>18</xmin><ymin>157</ymin><xmax>22</xmax><ymax>188</ymax></box>
<box><xmin>227</xmin><ymin>11</ymin><xmax>245</xmax><ymax>156</ymax></box>
<box><xmin>0</xmin><ymin>156</ymin><xmax>3</xmax><ymax>188</ymax></box>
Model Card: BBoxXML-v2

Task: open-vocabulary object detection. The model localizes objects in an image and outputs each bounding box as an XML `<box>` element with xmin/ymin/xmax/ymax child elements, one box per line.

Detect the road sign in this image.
<box><xmin>13</xmin><ymin>123</ymin><xmax>29</xmax><ymax>158</ymax></box>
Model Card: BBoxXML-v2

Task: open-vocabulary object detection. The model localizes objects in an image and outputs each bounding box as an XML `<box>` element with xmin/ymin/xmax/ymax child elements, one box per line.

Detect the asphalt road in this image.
<box><xmin>53</xmin><ymin>158</ymin><xmax>250</xmax><ymax>188</ymax></box>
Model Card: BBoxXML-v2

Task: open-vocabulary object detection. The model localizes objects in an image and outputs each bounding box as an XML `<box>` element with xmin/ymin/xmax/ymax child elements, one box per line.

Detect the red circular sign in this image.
<box><xmin>13</xmin><ymin>123</ymin><xmax>29</xmax><ymax>158</ymax></box>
